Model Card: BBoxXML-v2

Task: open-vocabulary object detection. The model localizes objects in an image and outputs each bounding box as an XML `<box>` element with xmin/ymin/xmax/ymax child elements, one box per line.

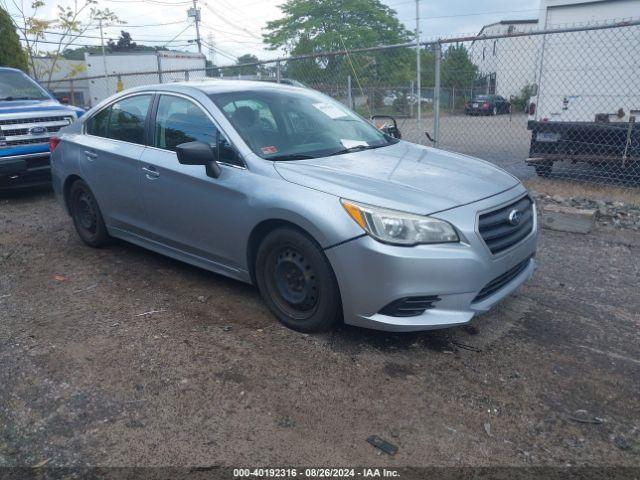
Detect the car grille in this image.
<box><xmin>478</xmin><ymin>195</ymin><xmax>534</xmax><ymax>255</ymax></box>
<box><xmin>0</xmin><ymin>115</ymin><xmax>73</xmax><ymax>149</ymax></box>
<box><xmin>473</xmin><ymin>256</ymin><xmax>533</xmax><ymax>303</ymax></box>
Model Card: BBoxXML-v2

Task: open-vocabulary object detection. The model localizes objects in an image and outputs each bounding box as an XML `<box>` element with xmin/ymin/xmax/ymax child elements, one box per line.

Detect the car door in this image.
<box><xmin>138</xmin><ymin>93</ymin><xmax>250</xmax><ymax>273</ymax></box>
<box><xmin>75</xmin><ymin>93</ymin><xmax>153</xmax><ymax>233</ymax></box>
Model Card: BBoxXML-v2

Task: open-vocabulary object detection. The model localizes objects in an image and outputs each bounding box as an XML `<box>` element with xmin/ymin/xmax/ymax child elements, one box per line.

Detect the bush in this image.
<box><xmin>511</xmin><ymin>84</ymin><xmax>537</xmax><ymax>112</ymax></box>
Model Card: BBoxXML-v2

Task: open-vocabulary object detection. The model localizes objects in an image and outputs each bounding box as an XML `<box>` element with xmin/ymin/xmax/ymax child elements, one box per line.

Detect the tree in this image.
<box><xmin>263</xmin><ymin>0</ymin><xmax>410</xmax><ymax>54</ymax></box>
<box><xmin>233</xmin><ymin>53</ymin><xmax>260</xmax><ymax>76</ymax></box>
<box><xmin>441</xmin><ymin>44</ymin><xmax>477</xmax><ymax>89</ymax></box>
<box><xmin>5</xmin><ymin>0</ymin><xmax>119</xmax><ymax>85</ymax></box>
<box><xmin>107</xmin><ymin>31</ymin><xmax>137</xmax><ymax>52</ymax></box>
<box><xmin>265</xmin><ymin>0</ymin><xmax>412</xmax><ymax>91</ymax></box>
<box><xmin>0</xmin><ymin>6</ymin><xmax>28</xmax><ymax>70</ymax></box>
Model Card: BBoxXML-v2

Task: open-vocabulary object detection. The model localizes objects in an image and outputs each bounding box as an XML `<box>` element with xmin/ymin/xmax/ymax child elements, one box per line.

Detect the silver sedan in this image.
<box><xmin>51</xmin><ymin>80</ymin><xmax>538</xmax><ymax>332</ymax></box>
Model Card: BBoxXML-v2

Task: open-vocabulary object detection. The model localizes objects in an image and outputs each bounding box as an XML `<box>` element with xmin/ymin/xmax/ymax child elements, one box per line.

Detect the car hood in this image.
<box><xmin>274</xmin><ymin>141</ymin><xmax>520</xmax><ymax>215</ymax></box>
<box><xmin>0</xmin><ymin>99</ymin><xmax>80</xmax><ymax>116</ymax></box>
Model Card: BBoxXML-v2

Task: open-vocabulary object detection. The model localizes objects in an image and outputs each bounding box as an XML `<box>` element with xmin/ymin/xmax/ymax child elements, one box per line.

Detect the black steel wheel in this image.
<box><xmin>69</xmin><ymin>179</ymin><xmax>110</xmax><ymax>247</ymax></box>
<box><xmin>255</xmin><ymin>227</ymin><xmax>341</xmax><ymax>332</ymax></box>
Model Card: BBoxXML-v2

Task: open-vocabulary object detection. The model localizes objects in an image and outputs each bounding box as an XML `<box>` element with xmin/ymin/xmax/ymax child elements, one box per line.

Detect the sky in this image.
<box><xmin>5</xmin><ymin>0</ymin><xmax>542</xmax><ymax>65</ymax></box>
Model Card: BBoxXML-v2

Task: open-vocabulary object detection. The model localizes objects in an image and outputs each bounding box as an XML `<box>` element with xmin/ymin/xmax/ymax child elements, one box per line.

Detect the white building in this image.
<box><xmin>32</xmin><ymin>57</ymin><xmax>91</xmax><ymax>107</ymax></box>
<box><xmin>469</xmin><ymin>20</ymin><xmax>540</xmax><ymax>100</ymax></box>
<box><xmin>470</xmin><ymin>0</ymin><xmax>640</xmax><ymax>102</ymax></box>
<box><xmin>84</xmin><ymin>50</ymin><xmax>207</xmax><ymax>106</ymax></box>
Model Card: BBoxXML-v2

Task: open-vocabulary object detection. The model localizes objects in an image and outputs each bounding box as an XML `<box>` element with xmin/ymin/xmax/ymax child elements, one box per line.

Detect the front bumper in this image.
<box><xmin>325</xmin><ymin>186</ymin><xmax>538</xmax><ymax>332</ymax></box>
<box><xmin>0</xmin><ymin>151</ymin><xmax>51</xmax><ymax>189</ymax></box>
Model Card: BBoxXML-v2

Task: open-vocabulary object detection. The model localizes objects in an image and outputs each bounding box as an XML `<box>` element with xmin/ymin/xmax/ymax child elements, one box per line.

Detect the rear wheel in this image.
<box><xmin>255</xmin><ymin>227</ymin><xmax>341</xmax><ymax>332</ymax></box>
<box><xmin>69</xmin><ymin>179</ymin><xmax>110</xmax><ymax>247</ymax></box>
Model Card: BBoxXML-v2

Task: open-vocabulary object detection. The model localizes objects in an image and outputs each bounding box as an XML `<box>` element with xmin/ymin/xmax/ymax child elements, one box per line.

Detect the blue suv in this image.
<box><xmin>0</xmin><ymin>67</ymin><xmax>84</xmax><ymax>189</ymax></box>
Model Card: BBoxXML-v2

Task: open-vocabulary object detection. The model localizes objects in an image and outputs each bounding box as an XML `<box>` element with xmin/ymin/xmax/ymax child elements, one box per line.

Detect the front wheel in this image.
<box><xmin>255</xmin><ymin>227</ymin><xmax>341</xmax><ymax>332</ymax></box>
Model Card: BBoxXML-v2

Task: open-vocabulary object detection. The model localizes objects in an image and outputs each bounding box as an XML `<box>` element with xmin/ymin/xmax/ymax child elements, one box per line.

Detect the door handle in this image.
<box><xmin>84</xmin><ymin>150</ymin><xmax>98</xmax><ymax>159</ymax></box>
<box><xmin>142</xmin><ymin>166</ymin><xmax>160</xmax><ymax>180</ymax></box>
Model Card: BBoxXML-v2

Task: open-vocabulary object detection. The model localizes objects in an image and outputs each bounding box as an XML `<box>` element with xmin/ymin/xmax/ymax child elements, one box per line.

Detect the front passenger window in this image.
<box><xmin>154</xmin><ymin>95</ymin><xmax>217</xmax><ymax>151</ymax></box>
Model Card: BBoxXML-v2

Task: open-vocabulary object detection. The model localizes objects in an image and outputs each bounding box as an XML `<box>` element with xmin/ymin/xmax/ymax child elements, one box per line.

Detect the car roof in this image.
<box><xmin>125</xmin><ymin>79</ymin><xmax>307</xmax><ymax>96</ymax></box>
<box><xmin>0</xmin><ymin>67</ymin><xmax>26</xmax><ymax>73</ymax></box>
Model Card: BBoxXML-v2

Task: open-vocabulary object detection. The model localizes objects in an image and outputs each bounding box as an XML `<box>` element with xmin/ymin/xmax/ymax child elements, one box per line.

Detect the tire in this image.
<box><xmin>534</xmin><ymin>163</ymin><xmax>553</xmax><ymax>178</ymax></box>
<box><xmin>255</xmin><ymin>227</ymin><xmax>341</xmax><ymax>332</ymax></box>
<box><xmin>69</xmin><ymin>179</ymin><xmax>111</xmax><ymax>247</ymax></box>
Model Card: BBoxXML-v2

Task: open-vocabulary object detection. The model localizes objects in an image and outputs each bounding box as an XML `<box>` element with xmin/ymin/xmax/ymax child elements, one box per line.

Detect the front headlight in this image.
<box><xmin>341</xmin><ymin>199</ymin><xmax>459</xmax><ymax>246</ymax></box>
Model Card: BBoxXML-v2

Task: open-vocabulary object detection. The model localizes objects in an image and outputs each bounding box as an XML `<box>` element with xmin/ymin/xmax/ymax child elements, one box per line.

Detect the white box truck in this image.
<box><xmin>526</xmin><ymin>0</ymin><xmax>640</xmax><ymax>176</ymax></box>
<box><xmin>85</xmin><ymin>51</ymin><xmax>207</xmax><ymax>106</ymax></box>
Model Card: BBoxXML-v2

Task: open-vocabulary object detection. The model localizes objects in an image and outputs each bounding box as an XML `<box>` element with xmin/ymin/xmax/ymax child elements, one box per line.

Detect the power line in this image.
<box><xmin>398</xmin><ymin>8</ymin><xmax>542</xmax><ymax>22</ymax></box>
<box><xmin>20</xmin><ymin>38</ymin><xmax>191</xmax><ymax>47</ymax></box>
<box><xmin>201</xmin><ymin>2</ymin><xmax>261</xmax><ymax>39</ymax></box>
<box><xmin>24</xmin><ymin>29</ymin><xmax>195</xmax><ymax>44</ymax></box>
<box><xmin>200</xmin><ymin>38</ymin><xmax>237</xmax><ymax>61</ymax></box>
<box><xmin>162</xmin><ymin>23</ymin><xmax>192</xmax><ymax>48</ymax></box>
<box><xmin>104</xmin><ymin>0</ymin><xmax>192</xmax><ymax>5</ymax></box>
<box><xmin>199</xmin><ymin>22</ymin><xmax>263</xmax><ymax>40</ymax></box>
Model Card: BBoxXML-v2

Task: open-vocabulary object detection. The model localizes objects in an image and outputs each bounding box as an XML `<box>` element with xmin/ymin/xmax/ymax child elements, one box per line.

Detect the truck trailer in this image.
<box><xmin>526</xmin><ymin>0</ymin><xmax>640</xmax><ymax>177</ymax></box>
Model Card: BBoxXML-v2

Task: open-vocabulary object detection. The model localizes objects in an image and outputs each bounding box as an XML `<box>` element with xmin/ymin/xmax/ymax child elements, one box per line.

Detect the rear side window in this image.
<box><xmin>108</xmin><ymin>95</ymin><xmax>152</xmax><ymax>144</ymax></box>
<box><xmin>153</xmin><ymin>95</ymin><xmax>217</xmax><ymax>151</ymax></box>
<box><xmin>86</xmin><ymin>107</ymin><xmax>110</xmax><ymax>137</ymax></box>
<box><xmin>85</xmin><ymin>94</ymin><xmax>151</xmax><ymax>145</ymax></box>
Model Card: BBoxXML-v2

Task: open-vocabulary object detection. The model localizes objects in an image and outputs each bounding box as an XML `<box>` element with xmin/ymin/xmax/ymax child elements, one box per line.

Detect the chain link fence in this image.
<box><xmin>48</xmin><ymin>20</ymin><xmax>640</xmax><ymax>189</ymax></box>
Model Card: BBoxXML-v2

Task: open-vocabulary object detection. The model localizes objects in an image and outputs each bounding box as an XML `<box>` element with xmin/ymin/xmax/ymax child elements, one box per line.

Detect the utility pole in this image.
<box><xmin>191</xmin><ymin>0</ymin><xmax>202</xmax><ymax>54</ymax></box>
<box><xmin>207</xmin><ymin>32</ymin><xmax>215</xmax><ymax>65</ymax></box>
<box><xmin>415</xmin><ymin>0</ymin><xmax>421</xmax><ymax>139</ymax></box>
<box><xmin>99</xmin><ymin>18</ymin><xmax>109</xmax><ymax>95</ymax></box>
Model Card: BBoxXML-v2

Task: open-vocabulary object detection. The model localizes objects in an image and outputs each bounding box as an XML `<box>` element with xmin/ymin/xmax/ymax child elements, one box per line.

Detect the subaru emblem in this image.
<box><xmin>508</xmin><ymin>209</ymin><xmax>522</xmax><ymax>226</ymax></box>
<box><xmin>29</xmin><ymin>126</ymin><xmax>47</xmax><ymax>135</ymax></box>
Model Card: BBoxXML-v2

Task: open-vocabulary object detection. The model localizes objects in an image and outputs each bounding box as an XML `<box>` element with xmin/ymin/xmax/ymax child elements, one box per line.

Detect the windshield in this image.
<box><xmin>0</xmin><ymin>70</ymin><xmax>50</xmax><ymax>101</ymax></box>
<box><xmin>473</xmin><ymin>95</ymin><xmax>491</xmax><ymax>101</ymax></box>
<box><xmin>209</xmin><ymin>88</ymin><xmax>397</xmax><ymax>160</ymax></box>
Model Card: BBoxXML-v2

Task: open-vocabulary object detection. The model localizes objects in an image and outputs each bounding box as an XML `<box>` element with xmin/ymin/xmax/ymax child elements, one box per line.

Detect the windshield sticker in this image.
<box><xmin>261</xmin><ymin>146</ymin><xmax>278</xmax><ymax>155</ymax></box>
<box><xmin>341</xmin><ymin>139</ymin><xmax>369</xmax><ymax>149</ymax></box>
<box><xmin>312</xmin><ymin>102</ymin><xmax>349</xmax><ymax>119</ymax></box>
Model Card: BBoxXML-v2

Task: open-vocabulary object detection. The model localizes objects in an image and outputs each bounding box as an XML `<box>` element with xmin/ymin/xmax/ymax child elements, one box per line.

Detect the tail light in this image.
<box><xmin>482</xmin><ymin>102</ymin><xmax>490</xmax><ymax>109</ymax></box>
<box><xmin>529</xmin><ymin>102</ymin><xmax>536</xmax><ymax>115</ymax></box>
<box><xmin>49</xmin><ymin>136</ymin><xmax>61</xmax><ymax>152</ymax></box>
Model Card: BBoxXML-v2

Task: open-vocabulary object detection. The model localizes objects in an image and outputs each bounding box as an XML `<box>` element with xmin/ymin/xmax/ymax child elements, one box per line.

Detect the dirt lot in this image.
<box><xmin>1</xmin><ymin>187</ymin><xmax>639</xmax><ymax>469</ymax></box>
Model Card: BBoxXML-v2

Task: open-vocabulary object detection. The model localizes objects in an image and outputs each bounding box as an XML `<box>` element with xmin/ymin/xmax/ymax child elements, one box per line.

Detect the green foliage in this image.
<box><xmin>0</xmin><ymin>7</ymin><xmax>29</xmax><ymax>71</ymax></box>
<box><xmin>440</xmin><ymin>44</ymin><xmax>477</xmax><ymax>89</ymax></box>
<box><xmin>226</xmin><ymin>54</ymin><xmax>263</xmax><ymax>76</ymax></box>
<box><xmin>263</xmin><ymin>0</ymin><xmax>411</xmax><ymax>53</ymax></box>
<box><xmin>511</xmin><ymin>83</ymin><xmax>538</xmax><ymax>112</ymax></box>
<box><xmin>264</xmin><ymin>0</ymin><xmax>413</xmax><ymax>87</ymax></box>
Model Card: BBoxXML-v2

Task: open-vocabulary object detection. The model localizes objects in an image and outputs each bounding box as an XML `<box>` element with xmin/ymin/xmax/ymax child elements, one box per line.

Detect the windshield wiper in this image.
<box><xmin>268</xmin><ymin>153</ymin><xmax>317</xmax><ymax>161</ymax></box>
<box><xmin>327</xmin><ymin>144</ymin><xmax>382</xmax><ymax>156</ymax></box>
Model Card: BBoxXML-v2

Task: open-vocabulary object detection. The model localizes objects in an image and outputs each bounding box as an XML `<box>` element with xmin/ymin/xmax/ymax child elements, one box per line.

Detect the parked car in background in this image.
<box><xmin>51</xmin><ymin>80</ymin><xmax>537</xmax><ymax>333</ymax></box>
<box><xmin>465</xmin><ymin>95</ymin><xmax>511</xmax><ymax>116</ymax></box>
<box><xmin>0</xmin><ymin>68</ymin><xmax>84</xmax><ymax>189</ymax></box>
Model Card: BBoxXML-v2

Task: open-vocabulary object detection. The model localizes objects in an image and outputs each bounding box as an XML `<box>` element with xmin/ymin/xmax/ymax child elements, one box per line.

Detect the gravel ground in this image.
<box><xmin>1</xmin><ymin>188</ymin><xmax>639</xmax><ymax>468</ymax></box>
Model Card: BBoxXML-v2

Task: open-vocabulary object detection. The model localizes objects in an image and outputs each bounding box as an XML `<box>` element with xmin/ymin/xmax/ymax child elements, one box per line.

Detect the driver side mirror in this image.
<box><xmin>371</xmin><ymin>115</ymin><xmax>402</xmax><ymax>139</ymax></box>
<box><xmin>176</xmin><ymin>141</ymin><xmax>222</xmax><ymax>179</ymax></box>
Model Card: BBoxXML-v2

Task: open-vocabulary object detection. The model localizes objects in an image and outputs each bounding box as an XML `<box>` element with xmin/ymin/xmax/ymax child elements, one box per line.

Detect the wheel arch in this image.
<box><xmin>246</xmin><ymin>218</ymin><xmax>321</xmax><ymax>285</ymax></box>
<box><xmin>62</xmin><ymin>174</ymin><xmax>83</xmax><ymax>215</ymax></box>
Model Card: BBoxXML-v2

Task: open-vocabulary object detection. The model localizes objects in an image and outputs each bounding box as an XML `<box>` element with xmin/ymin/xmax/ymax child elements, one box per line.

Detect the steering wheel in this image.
<box><xmin>260</xmin><ymin>117</ymin><xmax>276</xmax><ymax>131</ymax></box>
